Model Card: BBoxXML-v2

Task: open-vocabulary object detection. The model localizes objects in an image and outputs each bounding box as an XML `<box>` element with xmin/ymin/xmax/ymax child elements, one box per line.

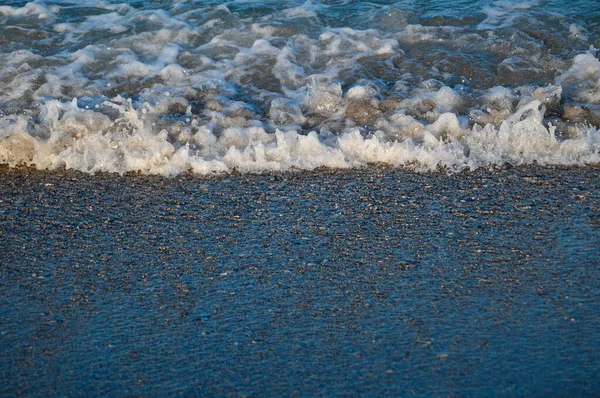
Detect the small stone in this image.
<box><xmin>346</xmin><ymin>99</ymin><xmax>383</xmax><ymax>125</ymax></box>
<box><xmin>562</xmin><ymin>104</ymin><xmax>600</xmax><ymax>127</ymax></box>
<box><xmin>562</xmin><ymin>104</ymin><xmax>585</xmax><ymax>122</ymax></box>
<box><xmin>586</xmin><ymin>105</ymin><xmax>600</xmax><ymax>126</ymax></box>
<box><xmin>269</xmin><ymin>98</ymin><xmax>306</xmax><ymax>125</ymax></box>
<box><xmin>205</xmin><ymin>100</ymin><xmax>223</xmax><ymax>112</ymax></box>
<box><xmin>469</xmin><ymin>108</ymin><xmax>512</xmax><ymax>126</ymax></box>
<box><xmin>532</xmin><ymin>85</ymin><xmax>562</xmax><ymax>113</ymax></box>
<box><xmin>229</xmin><ymin>107</ymin><xmax>255</xmax><ymax>120</ymax></box>
<box><xmin>150</xmin><ymin>97</ymin><xmax>189</xmax><ymax>115</ymax></box>
<box><xmin>184</xmin><ymin>87</ymin><xmax>201</xmax><ymax>101</ymax></box>
<box><xmin>378</xmin><ymin>97</ymin><xmax>402</xmax><ymax>112</ymax></box>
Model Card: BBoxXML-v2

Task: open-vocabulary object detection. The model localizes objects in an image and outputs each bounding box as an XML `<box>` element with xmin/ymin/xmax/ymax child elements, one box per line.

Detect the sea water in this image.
<box><xmin>1</xmin><ymin>2</ymin><xmax>600</xmax><ymax>395</ymax></box>
<box><xmin>0</xmin><ymin>0</ymin><xmax>599</xmax><ymax>175</ymax></box>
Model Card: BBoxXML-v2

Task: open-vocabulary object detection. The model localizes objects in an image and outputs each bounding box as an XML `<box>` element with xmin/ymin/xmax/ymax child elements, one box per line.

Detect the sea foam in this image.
<box><xmin>1</xmin><ymin>0</ymin><xmax>599</xmax><ymax>175</ymax></box>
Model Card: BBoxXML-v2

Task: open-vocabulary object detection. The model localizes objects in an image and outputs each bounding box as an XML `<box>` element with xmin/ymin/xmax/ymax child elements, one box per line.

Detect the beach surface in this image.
<box><xmin>1</xmin><ymin>165</ymin><xmax>599</xmax><ymax>396</ymax></box>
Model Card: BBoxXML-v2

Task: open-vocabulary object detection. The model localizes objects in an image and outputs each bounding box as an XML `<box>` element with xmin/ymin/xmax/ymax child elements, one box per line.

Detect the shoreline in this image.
<box><xmin>2</xmin><ymin>161</ymin><xmax>600</xmax><ymax>178</ymax></box>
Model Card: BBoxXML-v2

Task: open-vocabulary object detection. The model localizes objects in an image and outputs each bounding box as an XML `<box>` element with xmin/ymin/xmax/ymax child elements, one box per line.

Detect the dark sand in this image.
<box><xmin>1</xmin><ymin>165</ymin><xmax>599</xmax><ymax>396</ymax></box>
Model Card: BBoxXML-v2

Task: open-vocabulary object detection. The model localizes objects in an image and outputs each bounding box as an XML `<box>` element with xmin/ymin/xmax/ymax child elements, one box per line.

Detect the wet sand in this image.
<box><xmin>1</xmin><ymin>165</ymin><xmax>599</xmax><ymax>396</ymax></box>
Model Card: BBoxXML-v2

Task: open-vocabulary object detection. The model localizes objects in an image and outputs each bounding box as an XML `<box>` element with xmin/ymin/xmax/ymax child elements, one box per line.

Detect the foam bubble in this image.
<box><xmin>1</xmin><ymin>97</ymin><xmax>598</xmax><ymax>176</ymax></box>
<box><xmin>556</xmin><ymin>51</ymin><xmax>600</xmax><ymax>104</ymax></box>
<box><xmin>0</xmin><ymin>1</ymin><xmax>58</xmax><ymax>18</ymax></box>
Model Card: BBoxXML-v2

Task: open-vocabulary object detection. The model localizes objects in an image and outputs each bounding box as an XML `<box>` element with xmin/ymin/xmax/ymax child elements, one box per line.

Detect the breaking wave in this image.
<box><xmin>1</xmin><ymin>0</ymin><xmax>599</xmax><ymax>175</ymax></box>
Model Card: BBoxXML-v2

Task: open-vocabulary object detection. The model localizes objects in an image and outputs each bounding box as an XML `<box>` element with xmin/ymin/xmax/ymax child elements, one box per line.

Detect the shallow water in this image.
<box><xmin>1</xmin><ymin>0</ymin><xmax>600</xmax><ymax>175</ymax></box>
<box><xmin>1</xmin><ymin>165</ymin><xmax>599</xmax><ymax>395</ymax></box>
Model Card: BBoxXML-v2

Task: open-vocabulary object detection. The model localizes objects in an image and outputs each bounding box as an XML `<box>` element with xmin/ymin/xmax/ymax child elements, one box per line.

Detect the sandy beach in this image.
<box><xmin>1</xmin><ymin>165</ymin><xmax>599</xmax><ymax>396</ymax></box>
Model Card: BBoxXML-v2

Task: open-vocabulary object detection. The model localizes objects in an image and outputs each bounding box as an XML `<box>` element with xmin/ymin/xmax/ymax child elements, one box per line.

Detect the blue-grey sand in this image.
<box><xmin>1</xmin><ymin>165</ymin><xmax>599</xmax><ymax>396</ymax></box>
<box><xmin>1</xmin><ymin>0</ymin><xmax>600</xmax><ymax>396</ymax></box>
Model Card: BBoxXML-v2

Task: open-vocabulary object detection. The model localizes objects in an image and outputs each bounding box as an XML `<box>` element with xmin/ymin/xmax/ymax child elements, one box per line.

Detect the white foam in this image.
<box><xmin>346</xmin><ymin>86</ymin><xmax>378</xmax><ymax>100</ymax></box>
<box><xmin>431</xmin><ymin>87</ymin><xmax>463</xmax><ymax>113</ymax></box>
<box><xmin>282</xmin><ymin>1</ymin><xmax>320</xmax><ymax>19</ymax></box>
<box><xmin>0</xmin><ymin>1</ymin><xmax>58</xmax><ymax>19</ymax></box>
<box><xmin>1</xmin><ymin>97</ymin><xmax>598</xmax><ymax>176</ymax></box>
<box><xmin>569</xmin><ymin>24</ymin><xmax>589</xmax><ymax>42</ymax></box>
<box><xmin>556</xmin><ymin>51</ymin><xmax>600</xmax><ymax>104</ymax></box>
<box><xmin>304</xmin><ymin>83</ymin><xmax>344</xmax><ymax>118</ymax></box>
<box><xmin>478</xmin><ymin>0</ymin><xmax>541</xmax><ymax>29</ymax></box>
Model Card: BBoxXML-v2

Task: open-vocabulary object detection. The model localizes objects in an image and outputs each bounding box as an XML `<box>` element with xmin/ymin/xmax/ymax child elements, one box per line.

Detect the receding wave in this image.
<box><xmin>1</xmin><ymin>0</ymin><xmax>599</xmax><ymax>175</ymax></box>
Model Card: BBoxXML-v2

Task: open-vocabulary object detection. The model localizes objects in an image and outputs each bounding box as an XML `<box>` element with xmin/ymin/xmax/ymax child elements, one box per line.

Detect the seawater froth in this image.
<box><xmin>1</xmin><ymin>0</ymin><xmax>600</xmax><ymax>175</ymax></box>
<box><xmin>1</xmin><ymin>95</ymin><xmax>599</xmax><ymax>176</ymax></box>
<box><xmin>0</xmin><ymin>1</ymin><xmax>59</xmax><ymax>19</ymax></box>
